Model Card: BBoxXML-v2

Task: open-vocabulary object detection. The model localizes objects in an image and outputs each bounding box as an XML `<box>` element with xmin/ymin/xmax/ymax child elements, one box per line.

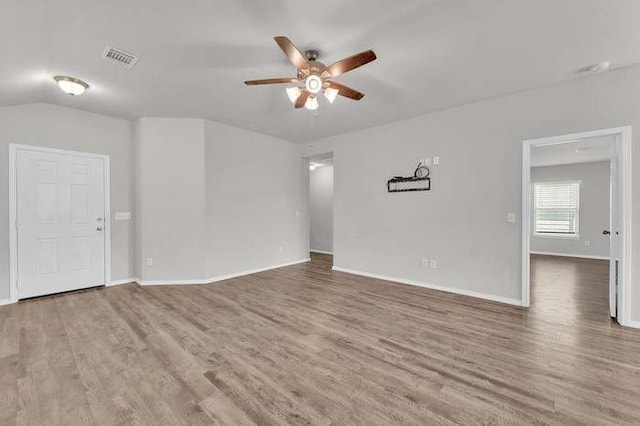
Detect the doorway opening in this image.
<box><xmin>308</xmin><ymin>153</ymin><xmax>334</xmax><ymax>267</ymax></box>
<box><xmin>522</xmin><ymin>127</ymin><xmax>632</xmax><ymax>327</ymax></box>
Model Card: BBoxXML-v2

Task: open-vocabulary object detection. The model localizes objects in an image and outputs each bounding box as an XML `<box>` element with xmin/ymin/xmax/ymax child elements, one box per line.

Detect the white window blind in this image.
<box><xmin>533</xmin><ymin>182</ymin><xmax>580</xmax><ymax>235</ymax></box>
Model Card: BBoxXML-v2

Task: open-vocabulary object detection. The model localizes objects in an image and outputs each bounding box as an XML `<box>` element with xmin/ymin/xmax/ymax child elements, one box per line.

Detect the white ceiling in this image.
<box><xmin>531</xmin><ymin>135</ymin><xmax>616</xmax><ymax>167</ymax></box>
<box><xmin>4</xmin><ymin>0</ymin><xmax>640</xmax><ymax>143</ymax></box>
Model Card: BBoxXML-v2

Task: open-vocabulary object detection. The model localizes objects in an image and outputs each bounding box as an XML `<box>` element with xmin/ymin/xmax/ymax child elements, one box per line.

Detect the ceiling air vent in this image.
<box><xmin>101</xmin><ymin>46</ymin><xmax>138</xmax><ymax>68</ymax></box>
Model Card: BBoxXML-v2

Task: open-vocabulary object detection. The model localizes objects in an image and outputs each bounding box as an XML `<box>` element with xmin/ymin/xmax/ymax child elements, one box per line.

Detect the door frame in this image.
<box><xmin>8</xmin><ymin>144</ymin><xmax>111</xmax><ymax>303</ymax></box>
<box><xmin>521</xmin><ymin>126</ymin><xmax>633</xmax><ymax>326</ymax></box>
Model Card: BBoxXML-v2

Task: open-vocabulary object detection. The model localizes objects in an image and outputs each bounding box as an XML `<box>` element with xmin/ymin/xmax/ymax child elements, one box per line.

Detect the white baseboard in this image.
<box><xmin>530</xmin><ymin>251</ymin><xmax>609</xmax><ymax>261</ymax></box>
<box><xmin>627</xmin><ymin>320</ymin><xmax>640</xmax><ymax>329</ymax></box>
<box><xmin>106</xmin><ymin>278</ymin><xmax>137</xmax><ymax>287</ymax></box>
<box><xmin>310</xmin><ymin>250</ymin><xmax>333</xmax><ymax>255</ymax></box>
<box><xmin>138</xmin><ymin>258</ymin><xmax>311</xmax><ymax>286</ymax></box>
<box><xmin>332</xmin><ymin>266</ymin><xmax>523</xmax><ymax>307</ymax></box>
<box><xmin>0</xmin><ymin>298</ymin><xmax>15</xmax><ymax>307</ymax></box>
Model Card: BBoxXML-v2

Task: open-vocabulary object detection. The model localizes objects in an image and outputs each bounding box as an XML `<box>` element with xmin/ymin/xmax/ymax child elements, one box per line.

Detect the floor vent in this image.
<box><xmin>101</xmin><ymin>46</ymin><xmax>139</xmax><ymax>68</ymax></box>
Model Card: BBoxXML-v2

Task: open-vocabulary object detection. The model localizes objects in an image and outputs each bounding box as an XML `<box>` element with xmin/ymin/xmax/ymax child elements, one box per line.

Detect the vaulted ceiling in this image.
<box><xmin>4</xmin><ymin>0</ymin><xmax>640</xmax><ymax>142</ymax></box>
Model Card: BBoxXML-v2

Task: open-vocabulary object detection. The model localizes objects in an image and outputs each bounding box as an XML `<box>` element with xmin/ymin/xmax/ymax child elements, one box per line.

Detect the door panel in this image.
<box><xmin>609</xmin><ymin>143</ymin><xmax>621</xmax><ymax>318</ymax></box>
<box><xmin>17</xmin><ymin>149</ymin><xmax>106</xmax><ymax>299</ymax></box>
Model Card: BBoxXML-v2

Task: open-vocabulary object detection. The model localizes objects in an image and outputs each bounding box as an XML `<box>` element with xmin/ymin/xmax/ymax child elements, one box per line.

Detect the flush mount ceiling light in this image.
<box><xmin>245</xmin><ymin>36</ymin><xmax>377</xmax><ymax>111</ymax></box>
<box><xmin>54</xmin><ymin>75</ymin><xmax>89</xmax><ymax>96</ymax></box>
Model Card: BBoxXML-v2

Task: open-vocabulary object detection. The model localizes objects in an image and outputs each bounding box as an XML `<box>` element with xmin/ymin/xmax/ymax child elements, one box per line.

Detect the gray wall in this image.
<box><xmin>301</xmin><ymin>65</ymin><xmax>640</xmax><ymax>321</ymax></box>
<box><xmin>0</xmin><ymin>103</ymin><xmax>135</xmax><ymax>300</ymax></box>
<box><xmin>135</xmin><ymin>118</ymin><xmax>207</xmax><ymax>281</ymax></box>
<box><xmin>204</xmin><ymin>120</ymin><xmax>307</xmax><ymax>278</ymax></box>
<box><xmin>309</xmin><ymin>165</ymin><xmax>334</xmax><ymax>254</ymax></box>
<box><xmin>134</xmin><ymin>118</ymin><xmax>307</xmax><ymax>282</ymax></box>
<box><xmin>531</xmin><ymin>161</ymin><xmax>610</xmax><ymax>258</ymax></box>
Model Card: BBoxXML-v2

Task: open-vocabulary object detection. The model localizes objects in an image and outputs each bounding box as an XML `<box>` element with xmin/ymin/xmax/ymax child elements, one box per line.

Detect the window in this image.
<box><xmin>533</xmin><ymin>181</ymin><xmax>580</xmax><ymax>237</ymax></box>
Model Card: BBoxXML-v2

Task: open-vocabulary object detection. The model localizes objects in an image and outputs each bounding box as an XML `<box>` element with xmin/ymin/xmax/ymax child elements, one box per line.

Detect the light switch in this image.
<box><xmin>507</xmin><ymin>212</ymin><xmax>516</xmax><ymax>223</ymax></box>
<box><xmin>115</xmin><ymin>212</ymin><xmax>131</xmax><ymax>221</ymax></box>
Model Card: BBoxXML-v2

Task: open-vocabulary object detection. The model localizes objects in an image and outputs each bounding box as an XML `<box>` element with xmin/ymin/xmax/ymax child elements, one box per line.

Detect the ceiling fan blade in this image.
<box><xmin>295</xmin><ymin>90</ymin><xmax>310</xmax><ymax>109</ymax></box>
<box><xmin>244</xmin><ymin>77</ymin><xmax>296</xmax><ymax>85</ymax></box>
<box><xmin>326</xmin><ymin>81</ymin><xmax>365</xmax><ymax>100</ymax></box>
<box><xmin>322</xmin><ymin>50</ymin><xmax>377</xmax><ymax>78</ymax></box>
<box><xmin>274</xmin><ymin>36</ymin><xmax>310</xmax><ymax>70</ymax></box>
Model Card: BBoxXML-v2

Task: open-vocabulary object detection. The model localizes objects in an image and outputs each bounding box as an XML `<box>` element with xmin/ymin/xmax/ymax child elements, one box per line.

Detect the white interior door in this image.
<box><xmin>609</xmin><ymin>144</ymin><xmax>621</xmax><ymax>318</ymax></box>
<box><xmin>16</xmin><ymin>149</ymin><xmax>107</xmax><ymax>299</ymax></box>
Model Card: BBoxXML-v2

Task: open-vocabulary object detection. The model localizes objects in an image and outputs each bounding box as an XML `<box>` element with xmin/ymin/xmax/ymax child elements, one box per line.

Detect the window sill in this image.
<box><xmin>532</xmin><ymin>233</ymin><xmax>580</xmax><ymax>240</ymax></box>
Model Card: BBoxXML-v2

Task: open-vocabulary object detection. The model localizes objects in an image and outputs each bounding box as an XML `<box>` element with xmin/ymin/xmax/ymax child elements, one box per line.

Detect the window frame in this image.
<box><xmin>532</xmin><ymin>180</ymin><xmax>581</xmax><ymax>239</ymax></box>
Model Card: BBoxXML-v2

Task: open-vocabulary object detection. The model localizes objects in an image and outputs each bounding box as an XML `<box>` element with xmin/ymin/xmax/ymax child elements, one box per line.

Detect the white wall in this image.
<box><xmin>310</xmin><ymin>165</ymin><xmax>334</xmax><ymax>254</ymax></box>
<box><xmin>301</xmin><ymin>65</ymin><xmax>640</xmax><ymax>321</ymax></box>
<box><xmin>135</xmin><ymin>118</ymin><xmax>206</xmax><ymax>281</ymax></box>
<box><xmin>204</xmin><ymin>120</ymin><xmax>307</xmax><ymax>278</ymax></box>
<box><xmin>531</xmin><ymin>161</ymin><xmax>610</xmax><ymax>258</ymax></box>
<box><xmin>0</xmin><ymin>103</ymin><xmax>135</xmax><ymax>300</ymax></box>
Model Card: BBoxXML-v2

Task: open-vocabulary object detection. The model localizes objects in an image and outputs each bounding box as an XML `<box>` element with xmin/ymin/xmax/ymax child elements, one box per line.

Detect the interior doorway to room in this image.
<box><xmin>308</xmin><ymin>154</ymin><xmax>334</xmax><ymax>265</ymax></box>
<box><xmin>522</xmin><ymin>127</ymin><xmax>632</xmax><ymax>327</ymax></box>
<box><xmin>9</xmin><ymin>144</ymin><xmax>111</xmax><ymax>302</ymax></box>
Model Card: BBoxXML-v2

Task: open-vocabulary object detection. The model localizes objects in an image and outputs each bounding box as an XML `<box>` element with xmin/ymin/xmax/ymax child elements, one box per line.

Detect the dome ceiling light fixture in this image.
<box><xmin>54</xmin><ymin>75</ymin><xmax>89</xmax><ymax>96</ymax></box>
<box><xmin>244</xmin><ymin>36</ymin><xmax>377</xmax><ymax>111</ymax></box>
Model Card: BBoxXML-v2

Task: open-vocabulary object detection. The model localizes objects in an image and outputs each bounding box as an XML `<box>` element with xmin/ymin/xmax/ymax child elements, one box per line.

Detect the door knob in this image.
<box><xmin>603</xmin><ymin>230</ymin><xmax>611</xmax><ymax>235</ymax></box>
<box><xmin>97</xmin><ymin>226</ymin><xmax>103</xmax><ymax>231</ymax></box>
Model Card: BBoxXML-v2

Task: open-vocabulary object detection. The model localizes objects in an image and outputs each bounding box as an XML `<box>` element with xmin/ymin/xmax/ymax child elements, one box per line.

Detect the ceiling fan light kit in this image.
<box><xmin>245</xmin><ymin>36</ymin><xmax>377</xmax><ymax>111</ymax></box>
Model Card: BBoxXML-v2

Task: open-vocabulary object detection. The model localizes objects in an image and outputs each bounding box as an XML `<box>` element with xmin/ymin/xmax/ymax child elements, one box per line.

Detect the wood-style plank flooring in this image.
<box><xmin>1</xmin><ymin>253</ymin><xmax>640</xmax><ymax>425</ymax></box>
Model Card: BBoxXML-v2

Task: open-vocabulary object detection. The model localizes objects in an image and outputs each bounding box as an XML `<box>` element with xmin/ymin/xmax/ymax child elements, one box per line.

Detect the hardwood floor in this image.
<box><xmin>1</xmin><ymin>253</ymin><xmax>640</xmax><ymax>425</ymax></box>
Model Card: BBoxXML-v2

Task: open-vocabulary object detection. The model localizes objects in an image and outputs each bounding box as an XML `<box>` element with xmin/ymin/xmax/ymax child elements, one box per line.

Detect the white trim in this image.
<box><xmin>310</xmin><ymin>250</ymin><xmax>334</xmax><ymax>255</ymax></box>
<box><xmin>104</xmin><ymin>156</ymin><xmax>112</xmax><ymax>286</ymax></box>
<box><xmin>530</xmin><ymin>251</ymin><xmax>609</xmax><ymax>261</ymax></box>
<box><xmin>137</xmin><ymin>258</ymin><xmax>311</xmax><ymax>286</ymax></box>
<box><xmin>0</xmin><ymin>298</ymin><xmax>14</xmax><ymax>307</ymax></box>
<box><xmin>9</xmin><ymin>144</ymin><xmax>112</xmax><ymax>302</ymax></box>
<box><xmin>627</xmin><ymin>320</ymin><xmax>640</xmax><ymax>329</ymax></box>
<box><xmin>332</xmin><ymin>266</ymin><xmax>523</xmax><ymax>307</ymax></box>
<box><xmin>8</xmin><ymin>145</ymin><xmax>18</xmax><ymax>304</ymax></box>
<box><xmin>522</xmin><ymin>126</ymin><xmax>633</xmax><ymax>326</ymax></box>
<box><xmin>106</xmin><ymin>278</ymin><xmax>137</xmax><ymax>287</ymax></box>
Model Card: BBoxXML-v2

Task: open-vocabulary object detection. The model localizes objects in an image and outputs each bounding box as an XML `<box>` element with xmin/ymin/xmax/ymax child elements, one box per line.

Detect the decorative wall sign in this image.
<box><xmin>387</xmin><ymin>162</ymin><xmax>431</xmax><ymax>193</ymax></box>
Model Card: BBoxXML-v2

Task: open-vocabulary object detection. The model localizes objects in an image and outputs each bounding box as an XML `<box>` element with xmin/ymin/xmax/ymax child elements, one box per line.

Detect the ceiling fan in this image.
<box><xmin>244</xmin><ymin>36</ymin><xmax>377</xmax><ymax>110</ymax></box>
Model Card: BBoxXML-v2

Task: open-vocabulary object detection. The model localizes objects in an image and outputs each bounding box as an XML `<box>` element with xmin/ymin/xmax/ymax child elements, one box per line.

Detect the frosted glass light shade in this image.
<box><xmin>54</xmin><ymin>75</ymin><xmax>89</xmax><ymax>96</ymax></box>
<box><xmin>323</xmin><ymin>87</ymin><xmax>339</xmax><ymax>104</ymax></box>
<box><xmin>305</xmin><ymin>95</ymin><xmax>318</xmax><ymax>110</ymax></box>
<box><xmin>305</xmin><ymin>75</ymin><xmax>322</xmax><ymax>94</ymax></box>
<box><xmin>286</xmin><ymin>87</ymin><xmax>301</xmax><ymax>103</ymax></box>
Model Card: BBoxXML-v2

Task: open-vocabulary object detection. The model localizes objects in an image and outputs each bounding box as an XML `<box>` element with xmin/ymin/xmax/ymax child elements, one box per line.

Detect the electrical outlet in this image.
<box><xmin>279</xmin><ymin>245</ymin><xmax>283</xmax><ymax>254</ymax></box>
<box><xmin>422</xmin><ymin>157</ymin><xmax>431</xmax><ymax>166</ymax></box>
<box><xmin>584</xmin><ymin>240</ymin><xmax>591</xmax><ymax>247</ymax></box>
<box><xmin>507</xmin><ymin>212</ymin><xmax>516</xmax><ymax>223</ymax></box>
<box><xmin>430</xmin><ymin>259</ymin><xmax>438</xmax><ymax>269</ymax></box>
<box><xmin>433</xmin><ymin>156</ymin><xmax>440</xmax><ymax>165</ymax></box>
<box><xmin>146</xmin><ymin>257</ymin><xmax>153</xmax><ymax>267</ymax></box>
<box><xmin>420</xmin><ymin>258</ymin><xmax>429</xmax><ymax>269</ymax></box>
<box><xmin>295</xmin><ymin>210</ymin><xmax>300</xmax><ymax>217</ymax></box>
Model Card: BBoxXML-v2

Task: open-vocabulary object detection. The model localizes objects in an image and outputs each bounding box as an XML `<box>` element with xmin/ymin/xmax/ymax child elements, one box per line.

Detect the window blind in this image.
<box><xmin>533</xmin><ymin>182</ymin><xmax>580</xmax><ymax>235</ymax></box>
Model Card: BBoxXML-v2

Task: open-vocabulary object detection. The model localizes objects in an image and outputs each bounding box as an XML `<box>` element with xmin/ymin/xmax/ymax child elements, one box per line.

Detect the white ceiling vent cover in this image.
<box><xmin>101</xmin><ymin>46</ymin><xmax>138</xmax><ymax>68</ymax></box>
